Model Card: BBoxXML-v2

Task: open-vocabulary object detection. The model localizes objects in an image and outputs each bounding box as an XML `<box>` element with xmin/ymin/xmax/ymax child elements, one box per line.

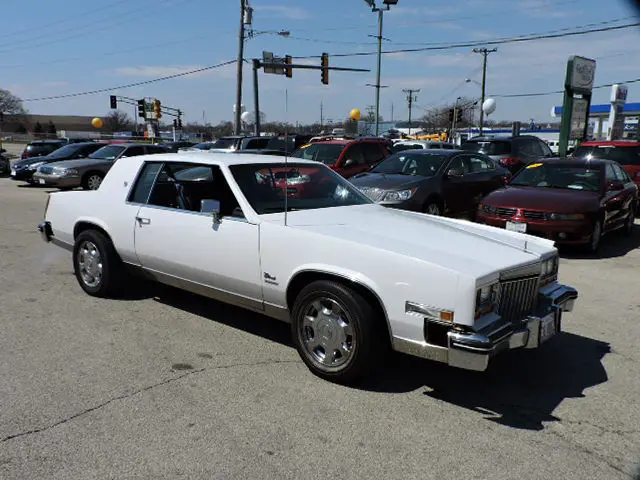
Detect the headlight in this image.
<box><xmin>286</xmin><ymin>174</ymin><xmax>311</xmax><ymax>185</ymax></box>
<box><xmin>475</xmin><ymin>282</ymin><xmax>500</xmax><ymax>318</ymax></box>
<box><xmin>382</xmin><ymin>189</ymin><xmax>415</xmax><ymax>202</ymax></box>
<box><xmin>27</xmin><ymin>161</ymin><xmax>45</xmax><ymax>170</ymax></box>
<box><xmin>541</xmin><ymin>256</ymin><xmax>559</xmax><ymax>281</ymax></box>
<box><xmin>549</xmin><ymin>213</ymin><xmax>586</xmax><ymax>220</ymax></box>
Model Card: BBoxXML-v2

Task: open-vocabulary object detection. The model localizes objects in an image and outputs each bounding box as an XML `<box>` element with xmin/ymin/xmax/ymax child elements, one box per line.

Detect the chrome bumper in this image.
<box><xmin>392</xmin><ymin>283</ymin><xmax>579</xmax><ymax>372</ymax></box>
<box><xmin>37</xmin><ymin>221</ymin><xmax>53</xmax><ymax>242</ymax></box>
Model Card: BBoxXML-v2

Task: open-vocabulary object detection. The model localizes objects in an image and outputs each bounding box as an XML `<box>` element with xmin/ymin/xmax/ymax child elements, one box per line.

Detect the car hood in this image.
<box><xmin>264</xmin><ymin>204</ymin><xmax>554</xmax><ymax>280</ymax></box>
<box><xmin>483</xmin><ymin>186</ymin><xmax>600</xmax><ymax>212</ymax></box>
<box><xmin>44</xmin><ymin>158</ymin><xmax>110</xmax><ymax>169</ymax></box>
<box><xmin>349</xmin><ymin>172</ymin><xmax>431</xmax><ymax>190</ymax></box>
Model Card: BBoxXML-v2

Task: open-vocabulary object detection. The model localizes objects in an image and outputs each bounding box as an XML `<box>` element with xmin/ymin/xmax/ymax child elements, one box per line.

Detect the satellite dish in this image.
<box><xmin>482</xmin><ymin>98</ymin><xmax>496</xmax><ymax>116</ymax></box>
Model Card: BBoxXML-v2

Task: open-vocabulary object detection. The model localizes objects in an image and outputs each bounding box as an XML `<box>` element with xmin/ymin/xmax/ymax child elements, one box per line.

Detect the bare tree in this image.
<box><xmin>0</xmin><ymin>88</ymin><xmax>27</xmax><ymax>115</ymax></box>
<box><xmin>105</xmin><ymin>110</ymin><xmax>133</xmax><ymax>133</ymax></box>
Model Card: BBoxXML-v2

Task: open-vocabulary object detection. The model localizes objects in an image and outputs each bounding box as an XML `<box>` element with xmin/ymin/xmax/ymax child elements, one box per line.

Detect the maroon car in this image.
<box><xmin>477</xmin><ymin>158</ymin><xmax>638</xmax><ymax>252</ymax></box>
<box><xmin>291</xmin><ymin>138</ymin><xmax>391</xmax><ymax>178</ymax></box>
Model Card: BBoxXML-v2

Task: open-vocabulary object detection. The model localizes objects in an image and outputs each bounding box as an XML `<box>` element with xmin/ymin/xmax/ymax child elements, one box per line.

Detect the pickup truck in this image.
<box><xmin>38</xmin><ymin>153</ymin><xmax>578</xmax><ymax>384</ymax></box>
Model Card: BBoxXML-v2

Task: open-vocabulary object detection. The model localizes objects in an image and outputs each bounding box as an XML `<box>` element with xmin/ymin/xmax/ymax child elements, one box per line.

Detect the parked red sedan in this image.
<box><xmin>291</xmin><ymin>138</ymin><xmax>391</xmax><ymax>178</ymax></box>
<box><xmin>572</xmin><ymin>141</ymin><xmax>640</xmax><ymax>188</ymax></box>
<box><xmin>477</xmin><ymin>158</ymin><xmax>638</xmax><ymax>252</ymax></box>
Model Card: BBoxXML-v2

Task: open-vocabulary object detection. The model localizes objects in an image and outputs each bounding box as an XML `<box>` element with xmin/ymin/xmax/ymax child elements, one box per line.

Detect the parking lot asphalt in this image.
<box><xmin>1</xmin><ymin>176</ymin><xmax>639</xmax><ymax>480</ymax></box>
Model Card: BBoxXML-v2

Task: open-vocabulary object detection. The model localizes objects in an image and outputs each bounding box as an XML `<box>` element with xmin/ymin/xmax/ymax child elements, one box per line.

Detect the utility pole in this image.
<box><xmin>320</xmin><ymin>101</ymin><xmax>324</xmax><ymax>130</ymax></box>
<box><xmin>403</xmin><ymin>89</ymin><xmax>419</xmax><ymax>137</ymax></box>
<box><xmin>234</xmin><ymin>0</ymin><xmax>250</xmax><ymax>135</ymax></box>
<box><xmin>473</xmin><ymin>47</ymin><xmax>497</xmax><ymax>136</ymax></box>
<box><xmin>391</xmin><ymin>103</ymin><xmax>394</xmax><ymax>123</ymax></box>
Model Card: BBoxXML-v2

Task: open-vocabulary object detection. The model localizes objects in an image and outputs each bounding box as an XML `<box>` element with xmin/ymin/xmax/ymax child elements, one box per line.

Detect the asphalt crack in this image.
<box><xmin>1</xmin><ymin>358</ymin><xmax>299</xmax><ymax>443</ymax></box>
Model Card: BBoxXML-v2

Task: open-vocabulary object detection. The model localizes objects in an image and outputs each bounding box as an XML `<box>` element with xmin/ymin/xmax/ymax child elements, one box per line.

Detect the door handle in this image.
<box><xmin>136</xmin><ymin>216</ymin><xmax>151</xmax><ymax>225</ymax></box>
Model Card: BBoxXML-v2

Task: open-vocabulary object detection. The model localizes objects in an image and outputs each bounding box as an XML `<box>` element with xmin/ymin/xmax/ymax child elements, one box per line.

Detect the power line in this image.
<box><xmin>20</xmin><ymin>60</ymin><xmax>237</xmax><ymax>102</ymax></box>
<box><xmin>293</xmin><ymin>22</ymin><xmax>640</xmax><ymax>59</ymax></box>
<box><xmin>492</xmin><ymin>77</ymin><xmax>640</xmax><ymax>99</ymax></box>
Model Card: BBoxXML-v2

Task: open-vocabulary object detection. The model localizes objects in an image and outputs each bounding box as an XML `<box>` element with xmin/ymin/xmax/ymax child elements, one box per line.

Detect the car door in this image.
<box><xmin>612</xmin><ymin>163</ymin><xmax>636</xmax><ymax>219</ymax></box>
<box><xmin>337</xmin><ymin>143</ymin><xmax>367</xmax><ymax>178</ymax></box>
<box><xmin>131</xmin><ymin>161</ymin><xmax>263</xmax><ymax>310</ymax></box>
<box><xmin>441</xmin><ymin>154</ymin><xmax>476</xmax><ymax>214</ymax></box>
<box><xmin>602</xmin><ymin>163</ymin><xmax>627</xmax><ymax>231</ymax></box>
<box><xmin>361</xmin><ymin>142</ymin><xmax>387</xmax><ymax>170</ymax></box>
<box><xmin>466</xmin><ymin>154</ymin><xmax>503</xmax><ymax>201</ymax></box>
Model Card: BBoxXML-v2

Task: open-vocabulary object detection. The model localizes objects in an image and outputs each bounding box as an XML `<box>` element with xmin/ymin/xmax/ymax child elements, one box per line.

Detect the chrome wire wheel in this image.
<box><xmin>590</xmin><ymin>221</ymin><xmax>602</xmax><ymax>252</ymax></box>
<box><xmin>87</xmin><ymin>174</ymin><xmax>103</xmax><ymax>190</ymax></box>
<box><xmin>300</xmin><ymin>297</ymin><xmax>355</xmax><ymax>369</ymax></box>
<box><xmin>77</xmin><ymin>240</ymin><xmax>103</xmax><ymax>288</ymax></box>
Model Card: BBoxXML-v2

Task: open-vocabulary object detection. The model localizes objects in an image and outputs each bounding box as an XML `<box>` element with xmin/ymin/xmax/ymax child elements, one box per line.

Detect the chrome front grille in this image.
<box><xmin>358</xmin><ymin>187</ymin><xmax>386</xmax><ymax>202</ymax></box>
<box><xmin>522</xmin><ymin>210</ymin><xmax>549</xmax><ymax>220</ymax></box>
<box><xmin>498</xmin><ymin>276</ymin><xmax>539</xmax><ymax>323</ymax></box>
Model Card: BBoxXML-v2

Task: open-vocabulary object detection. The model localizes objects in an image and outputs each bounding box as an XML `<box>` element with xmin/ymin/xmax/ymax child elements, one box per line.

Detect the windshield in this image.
<box><xmin>46</xmin><ymin>144</ymin><xmax>83</xmax><ymax>159</ymax></box>
<box><xmin>573</xmin><ymin>145</ymin><xmax>640</xmax><ymax>166</ymax></box>
<box><xmin>510</xmin><ymin>163</ymin><xmax>601</xmax><ymax>192</ymax></box>
<box><xmin>371</xmin><ymin>152</ymin><xmax>448</xmax><ymax>176</ymax></box>
<box><xmin>89</xmin><ymin>145</ymin><xmax>125</xmax><ymax>160</ymax></box>
<box><xmin>291</xmin><ymin>144</ymin><xmax>345</xmax><ymax>165</ymax></box>
<box><xmin>211</xmin><ymin>138</ymin><xmax>237</xmax><ymax>149</ymax></box>
<box><xmin>229</xmin><ymin>162</ymin><xmax>372</xmax><ymax>214</ymax></box>
<box><xmin>193</xmin><ymin>143</ymin><xmax>213</xmax><ymax>150</ymax></box>
<box><xmin>462</xmin><ymin>140</ymin><xmax>511</xmax><ymax>155</ymax></box>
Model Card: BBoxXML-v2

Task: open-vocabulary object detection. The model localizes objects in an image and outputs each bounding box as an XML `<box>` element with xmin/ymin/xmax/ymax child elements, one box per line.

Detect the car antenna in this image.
<box><xmin>284</xmin><ymin>89</ymin><xmax>289</xmax><ymax>227</ymax></box>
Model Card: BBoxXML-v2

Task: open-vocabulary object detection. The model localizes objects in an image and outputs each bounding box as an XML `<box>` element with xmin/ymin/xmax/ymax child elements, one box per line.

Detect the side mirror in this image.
<box><xmin>606</xmin><ymin>180</ymin><xmax>624</xmax><ymax>192</ymax></box>
<box><xmin>344</xmin><ymin>158</ymin><xmax>356</xmax><ymax>167</ymax></box>
<box><xmin>201</xmin><ymin>199</ymin><xmax>221</xmax><ymax>224</ymax></box>
<box><xmin>448</xmin><ymin>168</ymin><xmax>464</xmax><ymax>178</ymax></box>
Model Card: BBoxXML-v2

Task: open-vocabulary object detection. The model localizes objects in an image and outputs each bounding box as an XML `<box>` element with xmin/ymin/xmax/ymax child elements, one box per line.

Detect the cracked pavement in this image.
<box><xmin>1</xmin><ymin>176</ymin><xmax>639</xmax><ymax>479</ymax></box>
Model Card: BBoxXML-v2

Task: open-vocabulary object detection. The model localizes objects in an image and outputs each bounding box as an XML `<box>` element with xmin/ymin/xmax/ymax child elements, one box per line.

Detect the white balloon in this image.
<box><xmin>241</xmin><ymin>111</ymin><xmax>252</xmax><ymax>122</ymax></box>
<box><xmin>482</xmin><ymin>98</ymin><xmax>496</xmax><ymax>115</ymax></box>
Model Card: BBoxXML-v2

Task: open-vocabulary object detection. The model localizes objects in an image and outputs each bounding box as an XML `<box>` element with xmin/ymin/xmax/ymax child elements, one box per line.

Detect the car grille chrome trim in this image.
<box><xmin>498</xmin><ymin>276</ymin><xmax>540</xmax><ymax>324</ymax></box>
<box><xmin>492</xmin><ymin>206</ymin><xmax>517</xmax><ymax>218</ymax></box>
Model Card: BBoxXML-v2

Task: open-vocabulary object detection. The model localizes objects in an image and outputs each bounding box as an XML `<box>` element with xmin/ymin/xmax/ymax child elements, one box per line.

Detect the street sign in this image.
<box><xmin>565</xmin><ymin>56</ymin><xmax>596</xmax><ymax>94</ymax></box>
<box><xmin>262</xmin><ymin>51</ymin><xmax>285</xmax><ymax>75</ymax></box>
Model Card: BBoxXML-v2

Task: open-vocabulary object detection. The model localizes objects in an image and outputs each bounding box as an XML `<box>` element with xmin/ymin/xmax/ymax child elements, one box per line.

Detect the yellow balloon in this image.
<box><xmin>91</xmin><ymin>117</ymin><xmax>104</xmax><ymax>129</ymax></box>
<box><xmin>349</xmin><ymin>108</ymin><xmax>361</xmax><ymax>121</ymax></box>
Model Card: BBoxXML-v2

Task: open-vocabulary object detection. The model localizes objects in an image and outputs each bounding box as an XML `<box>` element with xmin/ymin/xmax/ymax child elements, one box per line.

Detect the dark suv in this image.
<box><xmin>20</xmin><ymin>140</ymin><xmax>67</xmax><ymax>160</ymax></box>
<box><xmin>461</xmin><ymin>135</ymin><xmax>553</xmax><ymax>174</ymax></box>
<box><xmin>291</xmin><ymin>138</ymin><xmax>392</xmax><ymax>178</ymax></box>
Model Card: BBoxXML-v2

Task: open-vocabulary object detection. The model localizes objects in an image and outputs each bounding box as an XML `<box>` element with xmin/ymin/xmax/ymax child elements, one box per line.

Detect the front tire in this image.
<box><xmin>82</xmin><ymin>172</ymin><xmax>104</xmax><ymax>190</ymax></box>
<box><xmin>423</xmin><ymin>199</ymin><xmax>442</xmax><ymax>216</ymax></box>
<box><xmin>73</xmin><ymin>230</ymin><xmax>125</xmax><ymax>297</ymax></box>
<box><xmin>291</xmin><ymin>280</ymin><xmax>383</xmax><ymax>384</ymax></box>
<box><xmin>622</xmin><ymin>205</ymin><xmax>636</xmax><ymax>236</ymax></box>
<box><xmin>585</xmin><ymin>219</ymin><xmax>602</xmax><ymax>253</ymax></box>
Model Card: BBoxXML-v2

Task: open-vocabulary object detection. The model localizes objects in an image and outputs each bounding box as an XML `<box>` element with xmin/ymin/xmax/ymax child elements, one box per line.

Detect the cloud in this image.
<box><xmin>253</xmin><ymin>4</ymin><xmax>310</xmax><ymax>20</ymax></box>
<box><xmin>42</xmin><ymin>81</ymin><xmax>69</xmax><ymax>87</ymax></box>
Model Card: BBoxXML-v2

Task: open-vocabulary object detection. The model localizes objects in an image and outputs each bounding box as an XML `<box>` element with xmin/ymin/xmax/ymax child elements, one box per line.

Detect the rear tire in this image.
<box><xmin>73</xmin><ymin>230</ymin><xmax>126</xmax><ymax>297</ymax></box>
<box><xmin>291</xmin><ymin>280</ymin><xmax>383</xmax><ymax>385</ymax></box>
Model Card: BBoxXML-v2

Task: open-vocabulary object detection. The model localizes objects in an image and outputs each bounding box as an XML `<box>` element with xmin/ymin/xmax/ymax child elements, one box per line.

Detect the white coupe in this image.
<box><xmin>38</xmin><ymin>153</ymin><xmax>578</xmax><ymax>384</ymax></box>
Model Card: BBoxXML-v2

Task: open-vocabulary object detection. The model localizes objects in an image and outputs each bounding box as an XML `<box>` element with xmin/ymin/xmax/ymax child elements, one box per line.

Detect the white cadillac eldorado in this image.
<box><xmin>38</xmin><ymin>153</ymin><xmax>578</xmax><ymax>384</ymax></box>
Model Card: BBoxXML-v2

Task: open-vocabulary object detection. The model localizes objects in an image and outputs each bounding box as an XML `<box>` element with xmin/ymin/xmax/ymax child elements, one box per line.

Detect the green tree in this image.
<box><xmin>33</xmin><ymin>121</ymin><xmax>43</xmax><ymax>138</ymax></box>
<box><xmin>47</xmin><ymin>120</ymin><xmax>57</xmax><ymax>137</ymax></box>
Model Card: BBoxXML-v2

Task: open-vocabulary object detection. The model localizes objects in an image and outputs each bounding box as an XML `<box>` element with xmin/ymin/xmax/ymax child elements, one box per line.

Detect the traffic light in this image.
<box><xmin>110</xmin><ymin>95</ymin><xmax>117</xmax><ymax>109</ymax></box>
<box><xmin>153</xmin><ymin>99</ymin><xmax>162</xmax><ymax>119</ymax></box>
<box><xmin>284</xmin><ymin>55</ymin><xmax>292</xmax><ymax>78</ymax></box>
<box><xmin>177</xmin><ymin>117</ymin><xmax>183</xmax><ymax>129</ymax></box>
<box><xmin>137</xmin><ymin>99</ymin><xmax>146</xmax><ymax>118</ymax></box>
<box><xmin>448</xmin><ymin>108</ymin><xmax>455</xmax><ymax>122</ymax></box>
<box><xmin>456</xmin><ymin>108</ymin><xmax>463</xmax><ymax>123</ymax></box>
<box><xmin>321</xmin><ymin>52</ymin><xmax>329</xmax><ymax>85</ymax></box>
<box><xmin>173</xmin><ymin>119</ymin><xmax>178</xmax><ymax>128</ymax></box>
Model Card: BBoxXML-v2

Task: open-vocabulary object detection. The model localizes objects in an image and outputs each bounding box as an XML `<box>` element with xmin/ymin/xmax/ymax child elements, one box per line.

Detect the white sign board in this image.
<box><xmin>607</xmin><ymin>84</ymin><xmax>627</xmax><ymax>140</ymax></box>
<box><xmin>610</xmin><ymin>84</ymin><xmax>628</xmax><ymax>104</ymax></box>
<box><xmin>569</xmin><ymin>98</ymin><xmax>588</xmax><ymax>140</ymax></box>
<box><xmin>566</xmin><ymin>56</ymin><xmax>596</xmax><ymax>94</ymax></box>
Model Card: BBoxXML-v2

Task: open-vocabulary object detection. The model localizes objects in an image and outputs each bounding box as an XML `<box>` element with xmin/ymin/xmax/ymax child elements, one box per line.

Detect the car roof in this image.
<box><xmin>541</xmin><ymin>157</ymin><xmax>610</xmax><ymax>167</ymax></box>
<box><xmin>137</xmin><ymin>152</ymin><xmax>319</xmax><ymax>167</ymax></box>
<box><xmin>29</xmin><ymin>139</ymin><xmax>66</xmax><ymax>144</ymax></box>
<box><xmin>310</xmin><ymin>139</ymin><xmax>351</xmax><ymax>145</ymax></box>
<box><xmin>98</xmin><ymin>142</ymin><xmax>152</xmax><ymax>148</ymax></box>
<box><xmin>466</xmin><ymin>135</ymin><xmax>539</xmax><ymax>142</ymax></box>
<box><xmin>397</xmin><ymin>148</ymin><xmax>463</xmax><ymax>156</ymax></box>
<box><xmin>579</xmin><ymin>140</ymin><xmax>640</xmax><ymax>147</ymax></box>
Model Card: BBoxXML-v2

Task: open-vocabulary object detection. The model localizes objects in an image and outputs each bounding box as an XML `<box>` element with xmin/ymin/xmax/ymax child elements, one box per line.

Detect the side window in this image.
<box><xmin>146</xmin><ymin>163</ymin><xmax>242</xmax><ymax>217</ymax></box>
<box><xmin>124</xmin><ymin>146</ymin><xmax>145</xmax><ymax>157</ymax></box>
<box><xmin>468</xmin><ymin>154</ymin><xmax>495</xmax><ymax>172</ymax></box>
<box><xmin>613</xmin><ymin>164</ymin><xmax>630</xmax><ymax>183</ymax></box>
<box><xmin>448</xmin><ymin>156</ymin><xmax>471</xmax><ymax>174</ymax></box>
<box><xmin>442</xmin><ymin>143</ymin><xmax>454</xmax><ymax>149</ymax></box>
<box><xmin>362</xmin><ymin>143</ymin><xmax>385</xmax><ymax>164</ymax></box>
<box><xmin>343</xmin><ymin>144</ymin><xmax>365</xmax><ymax>165</ymax></box>
<box><xmin>605</xmin><ymin>164</ymin><xmax>617</xmax><ymax>182</ymax></box>
<box><xmin>539</xmin><ymin>140</ymin><xmax>553</xmax><ymax>157</ymax></box>
<box><xmin>129</xmin><ymin>162</ymin><xmax>163</xmax><ymax>204</ymax></box>
<box><xmin>513</xmin><ymin>139</ymin><xmax>535</xmax><ymax>157</ymax></box>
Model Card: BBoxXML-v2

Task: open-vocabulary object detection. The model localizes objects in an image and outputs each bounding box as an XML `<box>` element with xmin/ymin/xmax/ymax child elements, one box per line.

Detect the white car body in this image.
<box><xmin>38</xmin><ymin>153</ymin><xmax>578</xmax><ymax>376</ymax></box>
<box><xmin>394</xmin><ymin>140</ymin><xmax>455</xmax><ymax>150</ymax></box>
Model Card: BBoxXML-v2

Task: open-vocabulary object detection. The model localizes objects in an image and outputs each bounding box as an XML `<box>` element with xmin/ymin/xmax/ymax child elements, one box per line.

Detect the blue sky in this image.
<box><xmin>2</xmin><ymin>0</ymin><xmax>639</xmax><ymax>125</ymax></box>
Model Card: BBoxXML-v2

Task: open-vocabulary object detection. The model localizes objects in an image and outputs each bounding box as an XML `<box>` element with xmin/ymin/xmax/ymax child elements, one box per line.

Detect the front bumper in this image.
<box><xmin>447</xmin><ymin>283</ymin><xmax>578</xmax><ymax>371</ymax></box>
<box><xmin>31</xmin><ymin>173</ymin><xmax>80</xmax><ymax>188</ymax></box>
<box><xmin>392</xmin><ymin>282</ymin><xmax>578</xmax><ymax>371</ymax></box>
